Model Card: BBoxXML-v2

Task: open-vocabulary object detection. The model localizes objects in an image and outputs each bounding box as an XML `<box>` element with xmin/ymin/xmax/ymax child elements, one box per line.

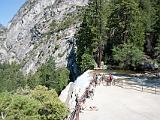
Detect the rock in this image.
<box><xmin>0</xmin><ymin>25</ymin><xmax>7</xmax><ymax>63</ymax></box>
<box><xmin>59</xmin><ymin>70</ymin><xmax>93</xmax><ymax>111</ymax></box>
<box><xmin>59</xmin><ymin>82</ymin><xmax>74</xmax><ymax>105</ymax></box>
<box><xmin>139</xmin><ymin>55</ymin><xmax>159</xmax><ymax>71</ymax></box>
<box><xmin>0</xmin><ymin>0</ymin><xmax>89</xmax><ymax>74</ymax></box>
<box><xmin>140</xmin><ymin>62</ymin><xmax>159</xmax><ymax>71</ymax></box>
<box><xmin>156</xmin><ymin>73</ymin><xmax>160</xmax><ymax>78</ymax></box>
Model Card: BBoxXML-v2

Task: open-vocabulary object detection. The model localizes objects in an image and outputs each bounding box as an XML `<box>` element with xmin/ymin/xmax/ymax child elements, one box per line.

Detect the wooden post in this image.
<box><xmin>141</xmin><ymin>80</ymin><xmax>143</xmax><ymax>92</ymax></box>
<box><xmin>75</xmin><ymin>103</ymin><xmax>80</xmax><ymax>120</ymax></box>
<box><xmin>155</xmin><ymin>83</ymin><xmax>157</xmax><ymax>94</ymax></box>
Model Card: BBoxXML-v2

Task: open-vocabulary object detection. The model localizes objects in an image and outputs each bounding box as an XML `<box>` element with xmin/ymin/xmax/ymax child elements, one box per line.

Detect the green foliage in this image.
<box><xmin>0</xmin><ymin>86</ymin><xmax>68</xmax><ymax>120</ymax></box>
<box><xmin>108</xmin><ymin>0</ymin><xmax>145</xmax><ymax>51</ymax></box>
<box><xmin>0</xmin><ymin>92</ymin><xmax>41</xmax><ymax>120</ymax></box>
<box><xmin>0</xmin><ymin>60</ymin><xmax>69</xmax><ymax>119</ymax></box>
<box><xmin>152</xmin><ymin>0</ymin><xmax>160</xmax><ymax>32</ymax></box>
<box><xmin>80</xmin><ymin>53</ymin><xmax>96</xmax><ymax>73</ymax></box>
<box><xmin>76</xmin><ymin>16</ymin><xmax>94</xmax><ymax>66</ymax></box>
<box><xmin>50</xmin><ymin>20</ymin><xmax>57</xmax><ymax>32</ymax></box>
<box><xmin>155</xmin><ymin>35</ymin><xmax>160</xmax><ymax>61</ymax></box>
<box><xmin>56</xmin><ymin>16</ymin><xmax>75</xmax><ymax>32</ymax></box>
<box><xmin>53</xmin><ymin>68</ymin><xmax>70</xmax><ymax>93</ymax></box>
<box><xmin>0</xmin><ymin>58</ymin><xmax>69</xmax><ymax>95</ymax></box>
<box><xmin>31</xmin><ymin>86</ymin><xmax>68</xmax><ymax>120</ymax></box>
<box><xmin>0</xmin><ymin>62</ymin><xmax>26</xmax><ymax>92</ymax></box>
<box><xmin>76</xmin><ymin>0</ymin><xmax>108</xmax><ymax>71</ymax></box>
<box><xmin>138</xmin><ymin>0</ymin><xmax>156</xmax><ymax>32</ymax></box>
<box><xmin>112</xmin><ymin>43</ymin><xmax>144</xmax><ymax>69</ymax></box>
<box><xmin>152</xmin><ymin>1</ymin><xmax>160</xmax><ymax>59</ymax></box>
<box><xmin>27</xmin><ymin>58</ymin><xmax>69</xmax><ymax>94</ymax></box>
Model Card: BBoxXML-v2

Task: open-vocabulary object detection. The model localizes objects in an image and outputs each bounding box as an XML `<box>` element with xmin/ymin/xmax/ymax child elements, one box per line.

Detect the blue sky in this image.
<box><xmin>0</xmin><ymin>0</ymin><xmax>26</xmax><ymax>26</ymax></box>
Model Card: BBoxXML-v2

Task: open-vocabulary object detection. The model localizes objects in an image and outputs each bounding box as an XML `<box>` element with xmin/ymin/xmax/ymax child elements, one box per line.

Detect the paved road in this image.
<box><xmin>80</xmin><ymin>85</ymin><xmax>160</xmax><ymax>120</ymax></box>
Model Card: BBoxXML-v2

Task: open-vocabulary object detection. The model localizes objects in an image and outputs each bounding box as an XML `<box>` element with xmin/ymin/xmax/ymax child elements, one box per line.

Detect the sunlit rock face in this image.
<box><xmin>0</xmin><ymin>0</ymin><xmax>89</xmax><ymax>74</ymax></box>
<box><xmin>0</xmin><ymin>24</ymin><xmax>7</xmax><ymax>62</ymax></box>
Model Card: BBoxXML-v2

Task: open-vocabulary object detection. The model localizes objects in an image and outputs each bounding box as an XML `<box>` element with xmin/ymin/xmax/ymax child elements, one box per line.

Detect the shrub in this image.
<box><xmin>53</xmin><ymin>68</ymin><xmax>70</xmax><ymax>94</ymax></box>
<box><xmin>0</xmin><ymin>86</ymin><xmax>68</xmax><ymax>120</ymax></box>
<box><xmin>31</xmin><ymin>86</ymin><xmax>69</xmax><ymax>119</ymax></box>
<box><xmin>80</xmin><ymin>53</ymin><xmax>96</xmax><ymax>73</ymax></box>
<box><xmin>27</xmin><ymin>58</ymin><xmax>70</xmax><ymax>94</ymax></box>
<box><xmin>112</xmin><ymin>43</ymin><xmax>144</xmax><ymax>70</ymax></box>
<box><xmin>0</xmin><ymin>62</ymin><xmax>26</xmax><ymax>92</ymax></box>
<box><xmin>0</xmin><ymin>58</ymin><xmax>70</xmax><ymax>96</ymax></box>
<box><xmin>0</xmin><ymin>92</ymin><xmax>41</xmax><ymax>120</ymax></box>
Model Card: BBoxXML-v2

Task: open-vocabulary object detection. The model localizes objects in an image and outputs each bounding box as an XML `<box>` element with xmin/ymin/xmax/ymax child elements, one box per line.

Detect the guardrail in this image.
<box><xmin>66</xmin><ymin>79</ymin><xmax>95</xmax><ymax>120</ymax></box>
<box><xmin>114</xmin><ymin>79</ymin><xmax>160</xmax><ymax>94</ymax></box>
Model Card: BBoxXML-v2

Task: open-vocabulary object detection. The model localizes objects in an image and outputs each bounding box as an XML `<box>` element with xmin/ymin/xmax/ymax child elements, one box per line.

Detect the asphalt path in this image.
<box><xmin>80</xmin><ymin>85</ymin><xmax>160</xmax><ymax>120</ymax></box>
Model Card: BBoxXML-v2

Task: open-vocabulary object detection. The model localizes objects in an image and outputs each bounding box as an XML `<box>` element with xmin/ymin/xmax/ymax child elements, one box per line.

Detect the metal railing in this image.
<box><xmin>114</xmin><ymin>79</ymin><xmax>160</xmax><ymax>94</ymax></box>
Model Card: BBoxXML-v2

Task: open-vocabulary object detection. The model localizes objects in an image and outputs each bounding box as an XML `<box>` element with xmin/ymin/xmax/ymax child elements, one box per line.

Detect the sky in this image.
<box><xmin>0</xmin><ymin>0</ymin><xmax>26</xmax><ymax>26</ymax></box>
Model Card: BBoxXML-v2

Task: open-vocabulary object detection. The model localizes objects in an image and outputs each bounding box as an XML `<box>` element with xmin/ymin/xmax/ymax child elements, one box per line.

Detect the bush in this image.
<box><xmin>0</xmin><ymin>58</ymin><xmax>70</xmax><ymax>95</ymax></box>
<box><xmin>80</xmin><ymin>53</ymin><xmax>96</xmax><ymax>73</ymax></box>
<box><xmin>54</xmin><ymin>68</ymin><xmax>70</xmax><ymax>94</ymax></box>
<box><xmin>31</xmin><ymin>86</ymin><xmax>69</xmax><ymax>120</ymax></box>
<box><xmin>0</xmin><ymin>92</ymin><xmax>41</xmax><ymax>120</ymax></box>
<box><xmin>0</xmin><ymin>62</ymin><xmax>26</xmax><ymax>92</ymax></box>
<box><xmin>0</xmin><ymin>86</ymin><xmax>69</xmax><ymax>120</ymax></box>
<box><xmin>112</xmin><ymin>43</ymin><xmax>144</xmax><ymax>70</ymax></box>
<box><xmin>27</xmin><ymin>58</ymin><xmax>70</xmax><ymax>94</ymax></box>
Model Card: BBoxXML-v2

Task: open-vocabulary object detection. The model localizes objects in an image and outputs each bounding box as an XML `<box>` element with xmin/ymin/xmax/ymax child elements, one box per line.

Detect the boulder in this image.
<box><xmin>139</xmin><ymin>55</ymin><xmax>159</xmax><ymax>71</ymax></box>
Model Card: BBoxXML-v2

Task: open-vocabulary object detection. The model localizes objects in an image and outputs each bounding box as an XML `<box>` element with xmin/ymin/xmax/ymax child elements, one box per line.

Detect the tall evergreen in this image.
<box><xmin>76</xmin><ymin>0</ymin><xmax>160</xmax><ymax>70</ymax></box>
<box><xmin>103</xmin><ymin>0</ymin><xmax>146</xmax><ymax>69</ymax></box>
<box><xmin>153</xmin><ymin>0</ymin><xmax>160</xmax><ymax>58</ymax></box>
<box><xmin>76</xmin><ymin>0</ymin><xmax>107</xmax><ymax>72</ymax></box>
<box><xmin>138</xmin><ymin>0</ymin><xmax>156</xmax><ymax>57</ymax></box>
<box><xmin>76</xmin><ymin>15</ymin><xmax>94</xmax><ymax>69</ymax></box>
<box><xmin>107</xmin><ymin>0</ymin><xmax>145</xmax><ymax>51</ymax></box>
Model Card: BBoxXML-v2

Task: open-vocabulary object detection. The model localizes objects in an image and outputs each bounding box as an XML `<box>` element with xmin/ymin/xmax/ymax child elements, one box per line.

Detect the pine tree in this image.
<box><xmin>76</xmin><ymin>0</ymin><xmax>107</xmax><ymax>71</ymax></box>
<box><xmin>155</xmin><ymin>35</ymin><xmax>160</xmax><ymax>60</ymax></box>
<box><xmin>107</xmin><ymin>0</ymin><xmax>145</xmax><ymax>53</ymax></box>
<box><xmin>138</xmin><ymin>0</ymin><xmax>155</xmax><ymax>32</ymax></box>
<box><xmin>153</xmin><ymin>0</ymin><xmax>160</xmax><ymax>59</ymax></box>
<box><xmin>76</xmin><ymin>15</ymin><xmax>94</xmax><ymax>68</ymax></box>
<box><xmin>138</xmin><ymin>0</ymin><xmax>157</xmax><ymax>57</ymax></box>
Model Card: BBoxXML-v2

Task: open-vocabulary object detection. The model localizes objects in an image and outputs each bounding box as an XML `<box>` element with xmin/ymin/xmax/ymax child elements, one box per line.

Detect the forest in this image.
<box><xmin>76</xmin><ymin>0</ymin><xmax>160</xmax><ymax>72</ymax></box>
<box><xmin>0</xmin><ymin>59</ymin><xmax>69</xmax><ymax>120</ymax></box>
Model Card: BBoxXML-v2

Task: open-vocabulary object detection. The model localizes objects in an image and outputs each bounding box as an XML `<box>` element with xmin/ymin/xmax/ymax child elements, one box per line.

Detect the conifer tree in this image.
<box><xmin>138</xmin><ymin>0</ymin><xmax>156</xmax><ymax>57</ymax></box>
<box><xmin>107</xmin><ymin>0</ymin><xmax>145</xmax><ymax>50</ymax></box>
<box><xmin>153</xmin><ymin>0</ymin><xmax>160</xmax><ymax>60</ymax></box>
<box><xmin>76</xmin><ymin>0</ymin><xmax>107</xmax><ymax>71</ymax></box>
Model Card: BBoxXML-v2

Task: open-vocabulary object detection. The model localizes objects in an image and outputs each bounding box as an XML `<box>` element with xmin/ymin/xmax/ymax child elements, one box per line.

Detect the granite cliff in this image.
<box><xmin>0</xmin><ymin>0</ymin><xmax>88</xmax><ymax>76</ymax></box>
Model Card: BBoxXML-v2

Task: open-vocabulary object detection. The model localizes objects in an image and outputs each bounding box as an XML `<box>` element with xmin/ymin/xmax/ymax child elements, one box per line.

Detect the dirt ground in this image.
<box><xmin>80</xmin><ymin>85</ymin><xmax>160</xmax><ymax>120</ymax></box>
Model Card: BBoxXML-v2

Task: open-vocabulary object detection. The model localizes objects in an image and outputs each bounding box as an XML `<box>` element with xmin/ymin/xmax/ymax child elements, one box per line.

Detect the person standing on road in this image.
<box><xmin>108</xmin><ymin>73</ymin><xmax>113</xmax><ymax>85</ymax></box>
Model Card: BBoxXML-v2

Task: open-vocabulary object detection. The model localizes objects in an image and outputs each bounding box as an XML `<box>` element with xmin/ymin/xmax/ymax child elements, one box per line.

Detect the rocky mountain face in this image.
<box><xmin>0</xmin><ymin>0</ymin><xmax>88</xmax><ymax>76</ymax></box>
<box><xmin>0</xmin><ymin>24</ymin><xmax>7</xmax><ymax>62</ymax></box>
